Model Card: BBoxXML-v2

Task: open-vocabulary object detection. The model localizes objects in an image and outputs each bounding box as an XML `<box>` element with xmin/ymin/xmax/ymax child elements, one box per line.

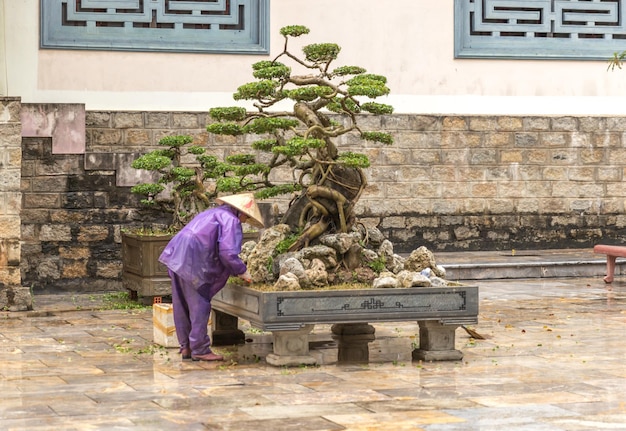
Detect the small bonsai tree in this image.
<box><xmin>207</xmin><ymin>25</ymin><xmax>394</xmax><ymax>251</ymax></box>
<box><xmin>130</xmin><ymin>135</ymin><xmax>251</xmax><ymax>230</ymax></box>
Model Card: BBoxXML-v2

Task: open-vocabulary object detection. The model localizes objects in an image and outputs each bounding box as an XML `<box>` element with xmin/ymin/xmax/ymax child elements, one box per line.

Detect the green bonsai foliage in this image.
<box><xmin>130</xmin><ymin>135</ymin><xmax>254</xmax><ymax>229</ymax></box>
<box><xmin>367</xmin><ymin>255</ymin><xmax>387</xmax><ymax>274</ymax></box>
<box><xmin>273</xmin><ymin>231</ymin><xmax>302</xmax><ymax>257</ymax></box>
<box><xmin>207</xmin><ymin>24</ymin><xmax>394</xmax><ymax>250</ymax></box>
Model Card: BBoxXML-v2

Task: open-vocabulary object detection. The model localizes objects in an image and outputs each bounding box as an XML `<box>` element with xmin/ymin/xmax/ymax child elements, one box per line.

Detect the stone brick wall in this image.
<box><xmin>19</xmin><ymin>110</ymin><xmax>626</xmax><ymax>292</ymax></box>
<box><xmin>354</xmin><ymin>115</ymin><xmax>626</xmax><ymax>252</ymax></box>
<box><xmin>20</xmin><ymin>136</ymin><xmax>171</xmax><ymax>292</ymax></box>
<box><xmin>0</xmin><ymin>97</ymin><xmax>31</xmax><ymax>309</ymax></box>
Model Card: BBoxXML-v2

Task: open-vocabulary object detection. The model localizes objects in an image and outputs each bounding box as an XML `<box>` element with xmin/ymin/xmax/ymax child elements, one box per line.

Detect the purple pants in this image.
<box><xmin>169</xmin><ymin>270</ymin><xmax>213</xmax><ymax>356</ymax></box>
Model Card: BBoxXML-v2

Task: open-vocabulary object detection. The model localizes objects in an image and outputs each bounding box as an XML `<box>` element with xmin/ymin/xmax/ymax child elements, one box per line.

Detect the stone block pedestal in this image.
<box><xmin>332</xmin><ymin>323</ymin><xmax>376</xmax><ymax>363</ymax></box>
<box><xmin>0</xmin><ymin>97</ymin><xmax>32</xmax><ymax>312</ymax></box>
<box><xmin>266</xmin><ymin>325</ymin><xmax>317</xmax><ymax>366</ymax></box>
<box><xmin>412</xmin><ymin>320</ymin><xmax>463</xmax><ymax>361</ymax></box>
<box><xmin>153</xmin><ymin>303</ymin><xmax>177</xmax><ymax>347</ymax></box>
<box><xmin>211</xmin><ymin>309</ymin><xmax>245</xmax><ymax>346</ymax></box>
<box><xmin>0</xmin><ymin>286</ymin><xmax>33</xmax><ymax>312</ymax></box>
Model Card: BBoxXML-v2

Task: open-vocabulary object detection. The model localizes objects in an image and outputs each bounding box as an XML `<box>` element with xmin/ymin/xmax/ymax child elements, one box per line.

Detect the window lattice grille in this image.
<box><xmin>41</xmin><ymin>0</ymin><xmax>269</xmax><ymax>54</ymax></box>
<box><xmin>455</xmin><ymin>0</ymin><xmax>626</xmax><ymax>59</ymax></box>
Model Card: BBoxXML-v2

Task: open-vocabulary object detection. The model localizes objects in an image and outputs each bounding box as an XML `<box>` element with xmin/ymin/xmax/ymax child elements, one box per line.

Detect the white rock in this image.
<box><xmin>372</xmin><ymin>276</ymin><xmax>399</xmax><ymax>289</ymax></box>
<box><xmin>273</xmin><ymin>272</ymin><xmax>301</xmax><ymax>291</ymax></box>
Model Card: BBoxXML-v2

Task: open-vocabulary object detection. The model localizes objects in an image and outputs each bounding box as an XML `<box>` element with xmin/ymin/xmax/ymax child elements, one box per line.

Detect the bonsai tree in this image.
<box><xmin>207</xmin><ymin>25</ymin><xmax>394</xmax><ymax>251</ymax></box>
<box><xmin>130</xmin><ymin>135</ymin><xmax>252</xmax><ymax>230</ymax></box>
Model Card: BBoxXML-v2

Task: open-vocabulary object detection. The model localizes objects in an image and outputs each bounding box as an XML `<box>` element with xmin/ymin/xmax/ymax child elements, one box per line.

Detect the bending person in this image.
<box><xmin>159</xmin><ymin>193</ymin><xmax>264</xmax><ymax>361</ymax></box>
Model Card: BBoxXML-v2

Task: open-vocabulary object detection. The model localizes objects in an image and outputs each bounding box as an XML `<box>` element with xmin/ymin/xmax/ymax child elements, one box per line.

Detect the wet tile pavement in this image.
<box><xmin>2</xmin><ymin>250</ymin><xmax>626</xmax><ymax>430</ymax></box>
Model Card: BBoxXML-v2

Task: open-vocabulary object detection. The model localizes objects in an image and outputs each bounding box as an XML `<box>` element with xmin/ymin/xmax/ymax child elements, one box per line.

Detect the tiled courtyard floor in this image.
<box><xmin>1</xmin><ymin>270</ymin><xmax>626</xmax><ymax>429</ymax></box>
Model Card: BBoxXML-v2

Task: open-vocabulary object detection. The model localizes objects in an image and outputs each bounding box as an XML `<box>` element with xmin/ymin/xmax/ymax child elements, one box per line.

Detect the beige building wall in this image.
<box><xmin>4</xmin><ymin>0</ymin><xmax>626</xmax><ymax>114</ymax></box>
<box><xmin>0</xmin><ymin>0</ymin><xmax>7</xmax><ymax>96</ymax></box>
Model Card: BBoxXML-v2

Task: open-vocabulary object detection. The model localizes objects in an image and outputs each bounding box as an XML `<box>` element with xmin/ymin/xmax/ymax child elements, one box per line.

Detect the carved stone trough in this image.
<box><xmin>211</xmin><ymin>283</ymin><xmax>479</xmax><ymax>366</ymax></box>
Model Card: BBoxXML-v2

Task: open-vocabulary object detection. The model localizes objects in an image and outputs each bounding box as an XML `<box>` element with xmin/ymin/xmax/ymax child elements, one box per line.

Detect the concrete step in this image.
<box><xmin>431</xmin><ymin>248</ymin><xmax>622</xmax><ymax>281</ymax></box>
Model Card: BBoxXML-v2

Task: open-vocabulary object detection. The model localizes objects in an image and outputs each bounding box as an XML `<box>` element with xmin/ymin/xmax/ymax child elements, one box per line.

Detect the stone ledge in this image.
<box><xmin>0</xmin><ymin>286</ymin><xmax>33</xmax><ymax>311</ymax></box>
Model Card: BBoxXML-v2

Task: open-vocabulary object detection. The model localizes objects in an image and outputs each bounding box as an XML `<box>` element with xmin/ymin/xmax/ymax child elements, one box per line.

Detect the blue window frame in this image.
<box><xmin>455</xmin><ymin>0</ymin><xmax>626</xmax><ymax>60</ymax></box>
<box><xmin>41</xmin><ymin>0</ymin><xmax>269</xmax><ymax>54</ymax></box>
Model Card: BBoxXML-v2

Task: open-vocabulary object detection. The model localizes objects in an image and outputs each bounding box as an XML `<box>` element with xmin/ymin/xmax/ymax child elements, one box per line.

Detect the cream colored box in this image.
<box><xmin>153</xmin><ymin>303</ymin><xmax>177</xmax><ymax>347</ymax></box>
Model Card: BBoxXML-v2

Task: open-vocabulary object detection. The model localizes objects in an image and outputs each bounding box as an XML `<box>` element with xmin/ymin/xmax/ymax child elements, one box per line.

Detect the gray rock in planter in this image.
<box><xmin>354</xmin><ymin>224</ymin><xmax>385</xmax><ymax>247</ymax></box>
<box><xmin>271</xmin><ymin>252</ymin><xmax>298</xmax><ymax>278</ymax></box>
<box><xmin>395</xmin><ymin>270</ymin><xmax>413</xmax><ymax>288</ymax></box>
<box><xmin>411</xmin><ymin>273</ymin><xmax>431</xmax><ymax>287</ymax></box>
<box><xmin>361</xmin><ymin>248</ymin><xmax>379</xmax><ymax>263</ymax></box>
<box><xmin>273</xmin><ymin>272</ymin><xmax>301</xmax><ymax>291</ymax></box>
<box><xmin>279</xmin><ymin>257</ymin><xmax>306</xmax><ymax>278</ymax></box>
<box><xmin>343</xmin><ymin>243</ymin><xmax>364</xmax><ymax>270</ymax></box>
<box><xmin>240</xmin><ymin>240</ymin><xmax>256</xmax><ymax>262</ymax></box>
<box><xmin>405</xmin><ymin>246</ymin><xmax>438</xmax><ymax>273</ymax></box>
<box><xmin>246</xmin><ymin>224</ymin><xmax>291</xmax><ymax>283</ymax></box>
<box><xmin>367</xmin><ymin>226</ymin><xmax>385</xmax><ymax>246</ymax></box>
<box><xmin>304</xmin><ymin>258</ymin><xmax>328</xmax><ymax>289</ymax></box>
<box><xmin>372</xmin><ymin>276</ymin><xmax>399</xmax><ymax>289</ymax></box>
<box><xmin>430</xmin><ymin>276</ymin><xmax>449</xmax><ymax>287</ymax></box>
<box><xmin>386</xmin><ymin>253</ymin><xmax>405</xmax><ymax>274</ymax></box>
<box><xmin>378</xmin><ymin>239</ymin><xmax>394</xmax><ymax>259</ymax></box>
<box><xmin>319</xmin><ymin>232</ymin><xmax>356</xmax><ymax>254</ymax></box>
<box><xmin>296</xmin><ymin>245</ymin><xmax>337</xmax><ymax>269</ymax></box>
<box><xmin>396</xmin><ymin>270</ymin><xmax>431</xmax><ymax>288</ymax></box>
<box><xmin>434</xmin><ymin>264</ymin><xmax>446</xmax><ymax>278</ymax></box>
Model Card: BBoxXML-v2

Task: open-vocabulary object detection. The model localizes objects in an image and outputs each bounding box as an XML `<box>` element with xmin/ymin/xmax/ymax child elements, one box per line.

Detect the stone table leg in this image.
<box><xmin>266</xmin><ymin>324</ymin><xmax>317</xmax><ymax>366</ymax></box>
<box><xmin>210</xmin><ymin>309</ymin><xmax>245</xmax><ymax>346</ymax></box>
<box><xmin>331</xmin><ymin>323</ymin><xmax>375</xmax><ymax>363</ymax></box>
<box><xmin>412</xmin><ymin>320</ymin><xmax>463</xmax><ymax>361</ymax></box>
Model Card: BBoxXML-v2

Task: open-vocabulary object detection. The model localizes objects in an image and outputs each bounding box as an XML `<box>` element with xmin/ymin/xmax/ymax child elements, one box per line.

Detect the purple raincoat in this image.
<box><xmin>159</xmin><ymin>205</ymin><xmax>247</xmax><ymax>300</ymax></box>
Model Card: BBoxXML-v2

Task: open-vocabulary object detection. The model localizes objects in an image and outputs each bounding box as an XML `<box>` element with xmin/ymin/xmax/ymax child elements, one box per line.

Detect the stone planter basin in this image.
<box><xmin>121</xmin><ymin>231</ymin><xmax>259</xmax><ymax>303</ymax></box>
<box><xmin>212</xmin><ymin>283</ymin><xmax>479</xmax><ymax>366</ymax></box>
<box><xmin>121</xmin><ymin>233</ymin><xmax>173</xmax><ymax>302</ymax></box>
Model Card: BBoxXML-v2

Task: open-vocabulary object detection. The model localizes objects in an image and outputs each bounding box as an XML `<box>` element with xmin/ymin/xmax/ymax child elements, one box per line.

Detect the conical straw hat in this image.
<box><xmin>215</xmin><ymin>193</ymin><xmax>265</xmax><ymax>229</ymax></box>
